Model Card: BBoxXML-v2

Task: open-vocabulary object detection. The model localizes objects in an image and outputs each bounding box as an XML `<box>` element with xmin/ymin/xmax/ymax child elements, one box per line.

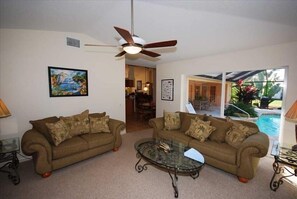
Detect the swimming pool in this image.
<box><xmin>256</xmin><ymin>114</ymin><xmax>280</xmax><ymax>137</ymax></box>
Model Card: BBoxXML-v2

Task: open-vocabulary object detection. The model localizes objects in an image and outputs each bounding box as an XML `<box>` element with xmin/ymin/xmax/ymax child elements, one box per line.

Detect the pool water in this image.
<box><xmin>256</xmin><ymin>114</ymin><xmax>280</xmax><ymax>137</ymax></box>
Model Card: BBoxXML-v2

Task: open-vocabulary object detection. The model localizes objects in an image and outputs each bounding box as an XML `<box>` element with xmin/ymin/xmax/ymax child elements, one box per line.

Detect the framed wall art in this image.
<box><xmin>137</xmin><ymin>80</ymin><xmax>142</xmax><ymax>90</ymax></box>
<box><xmin>48</xmin><ymin>66</ymin><xmax>88</xmax><ymax>97</ymax></box>
<box><xmin>161</xmin><ymin>79</ymin><xmax>174</xmax><ymax>101</ymax></box>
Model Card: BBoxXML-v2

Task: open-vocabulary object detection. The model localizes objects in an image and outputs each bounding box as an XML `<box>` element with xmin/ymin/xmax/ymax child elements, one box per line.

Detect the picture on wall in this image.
<box><xmin>48</xmin><ymin>66</ymin><xmax>88</xmax><ymax>97</ymax></box>
<box><xmin>137</xmin><ymin>80</ymin><xmax>142</xmax><ymax>90</ymax></box>
<box><xmin>161</xmin><ymin>79</ymin><xmax>174</xmax><ymax>101</ymax></box>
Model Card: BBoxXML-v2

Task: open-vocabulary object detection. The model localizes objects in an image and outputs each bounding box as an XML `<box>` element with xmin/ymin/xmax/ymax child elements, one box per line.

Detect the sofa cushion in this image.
<box><xmin>30</xmin><ymin>116</ymin><xmax>60</xmax><ymax>144</ymax></box>
<box><xmin>180</xmin><ymin>113</ymin><xmax>205</xmax><ymax>132</ymax></box>
<box><xmin>89</xmin><ymin>112</ymin><xmax>106</xmax><ymax>118</ymax></box>
<box><xmin>45</xmin><ymin>119</ymin><xmax>72</xmax><ymax>146</ymax></box>
<box><xmin>158</xmin><ymin>130</ymin><xmax>192</xmax><ymax>146</ymax></box>
<box><xmin>226</xmin><ymin>117</ymin><xmax>259</xmax><ymax>135</ymax></box>
<box><xmin>225</xmin><ymin>118</ymin><xmax>259</xmax><ymax>149</ymax></box>
<box><xmin>80</xmin><ymin>133</ymin><xmax>114</xmax><ymax>149</ymax></box>
<box><xmin>163</xmin><ymin>111</ymin><xmax>181</xmax><ymax>130</ymax></box>
<box><xmin>206</xmin><ymin>116</ymin><xmax>233</xmax><ymax>143</ymax></box>
<box><xmin>52</xmin><ymin>136</ymin><xmax>89</xmax><ymax>159</ymax></box>
<box><xmin>60</xmin><ymin>110</ymin><xmax>90</xmax><ymax>136</ymax></box>
<box><xmin>189</xmin><ymin>139</ymin><xmax>237</xmax><ymax>165</ymax></box>
<box><xmin>89</xmin><ymin>115</ymin><xmax>110</xmax><ymax>133</ymax></box>
<box><xmin>185</xmin><ymin>118</ymin><xmax>215</xmax><ymax>142</ymax></box>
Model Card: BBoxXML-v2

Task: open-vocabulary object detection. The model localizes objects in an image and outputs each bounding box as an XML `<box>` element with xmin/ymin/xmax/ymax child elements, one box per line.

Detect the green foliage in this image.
<box><xmin>245</xmin><ymin>70</ymin><xmax>282</xmax><ymax>104</ymax></box>
<box><xmin>224</xmin><ymin>101</ymin><xmax>258</xmax><ymax>118</ymax></box>
<box><xmin>231</xmin><ymin>80</ymin><xmax>259</xmax><ymax>105</ymax></box>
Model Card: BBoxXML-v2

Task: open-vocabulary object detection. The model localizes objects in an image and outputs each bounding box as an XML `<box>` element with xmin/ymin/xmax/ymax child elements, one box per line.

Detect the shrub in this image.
<box><xmin>224</xmin><ymin>101</ymin><xmax>258</xmax><ymax>118</ymax></box>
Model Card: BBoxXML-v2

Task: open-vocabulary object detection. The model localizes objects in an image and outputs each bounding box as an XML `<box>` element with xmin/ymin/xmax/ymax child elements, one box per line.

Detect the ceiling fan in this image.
<box><xmin>85</xmin><ymin>0</ymin><xmax>177</xmax><ymax>58</ymax></box>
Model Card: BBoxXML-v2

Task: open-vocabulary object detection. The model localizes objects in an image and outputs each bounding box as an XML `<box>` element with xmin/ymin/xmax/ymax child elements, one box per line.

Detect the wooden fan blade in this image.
<box><xmin>114</xmin><ymin>26</ymin><xmax>134</xmax><ymax>44</ymax></box>
<box><xmin>143</xmin><ymin>40</ymin><xmax>177</xmax><ymax>48</ymax></box>
<box><xmin>85</xmin><ymin>44</ymin><xmax>117</xmax><ymax>47</ymax></box>
<box><xmin>141</xmin><ymin>50</ymin><xmax>161</xmax><ymax>57</ymax></box>
<box><xmin>115</xmin><ymin>51</ymin><xmax>126</xmax><ymax>57</ymax></box>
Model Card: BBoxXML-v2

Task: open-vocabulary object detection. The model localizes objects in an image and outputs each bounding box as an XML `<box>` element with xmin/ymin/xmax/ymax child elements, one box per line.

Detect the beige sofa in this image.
<box><xmin>149</xmin><ymin>112</ymin><xmax>269</xmax><ymax>182</ymax></box>
<box><xmin>21</xmin><ymin>111</ymin><xmax>125</xmax><ymax>177</ymax></box>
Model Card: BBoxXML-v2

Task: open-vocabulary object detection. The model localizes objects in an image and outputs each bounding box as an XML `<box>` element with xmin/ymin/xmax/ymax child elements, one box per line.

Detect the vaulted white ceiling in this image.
<box><xmin>1</xmin><ymin>0</ymin><xmax>297</xmax><ymax>67</ymax></box>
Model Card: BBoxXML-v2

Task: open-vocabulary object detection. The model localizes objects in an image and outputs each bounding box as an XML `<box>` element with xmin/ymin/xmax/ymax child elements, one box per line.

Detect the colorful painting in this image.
<box><xmin>48</xmin><ymin>66</ymin><xmax>88</xmax><ymax>97</ymax></box>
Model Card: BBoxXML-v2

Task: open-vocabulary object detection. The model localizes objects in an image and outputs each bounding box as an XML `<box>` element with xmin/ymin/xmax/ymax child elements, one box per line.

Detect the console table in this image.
<box><xmin>0</xmin><ymin>137</ymin><xmax>20</xmax><ymax>185</ymax></box>
<box><xmin>270</xmin><ymin>141</ymin><xmax>297</xmax><ymax>191</ymax></box>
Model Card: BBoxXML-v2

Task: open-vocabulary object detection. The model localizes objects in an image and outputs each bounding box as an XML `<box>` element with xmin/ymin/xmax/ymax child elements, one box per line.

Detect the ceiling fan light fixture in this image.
<box><xmin>123</xmin><ymin>44</ymin><xmax>142</xmax><ymax>54</ymax></box>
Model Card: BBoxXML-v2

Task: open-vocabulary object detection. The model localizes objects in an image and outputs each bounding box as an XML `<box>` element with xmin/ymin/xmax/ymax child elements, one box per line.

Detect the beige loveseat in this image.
<box><xmin>149</xmin><ymin>112</ymin><xmax>269</xmax><ymax>182</ymax></box>
<box><xmin>21</xmin><ymin>110</ymin><xmax>125</xmax><ymax>177</ymax></box>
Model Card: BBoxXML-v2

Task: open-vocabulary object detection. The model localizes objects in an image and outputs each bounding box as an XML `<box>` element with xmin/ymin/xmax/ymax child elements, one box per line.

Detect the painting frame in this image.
<box><xmin>48</xmin><ymin>66</ymin><xmax>88</xmax><ymax>97</ymax></box>
<box><xmin>137</xmin><ymin>80</ymin><xmax>142</xmax><ymax>90</ymax></box>
<box><xmin>161</xmin><ymin>79</ymin><xmax>174</xmax><ymax>101</ymax></box>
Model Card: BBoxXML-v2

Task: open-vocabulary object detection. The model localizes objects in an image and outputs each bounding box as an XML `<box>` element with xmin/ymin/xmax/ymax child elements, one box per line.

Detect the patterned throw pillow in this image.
<box><xmin>185</xmin><ymin>117</ymin><xmax>216</xmax><ymax>142</ymax></box>
<box><xmin>46</xmin><ymin>120</ymin><xmax>71</xmax><ymax>146</ymax></box>
<box><xmin>89</xmin><ymin>115</ymin><xmax>110</xmax><ymax>133</ymax></box>
<box><xmin>225</xmin><ymin>117</ymin><xmax>258</xmax><ymax>148</ymax></box>
<box><xmin>30</xmin><ymin>116</ymin><xmax>60</xmax><ymax>144</ymax></box>
<box><xmin>206</xmin><ymin>116</ymin><xmax>233</xmax><ymax>143</ymax></box>
<box><xmin>60</xmin><ymin>110</ymin><xmax>90</xmax><ymax>136</ymax></box>
<box><xmin>163</xmin><ymin>111</ymin><xmax>181</xmax><ymax>130</ymax></box>
<box><xmin>226</xmin><ymin>117</ymin><xmax>259</xmax><ymax>136</ymax></box>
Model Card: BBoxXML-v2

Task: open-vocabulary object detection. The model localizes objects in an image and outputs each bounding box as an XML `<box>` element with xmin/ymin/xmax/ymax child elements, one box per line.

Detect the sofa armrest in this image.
<box><xmin>21</xmin><ymin>129</ymin><xmax>53</xmax><ymax>174</ymax></box>
<box><xmin>236</xmin><ymin>132</ymin><xmax>269</xmax><ymax>167</ymax></box>
<box><xmin>108</xmin><ymin>118</ymin><xmax>126</xmax><ymax>148</ymax></box>
<box><xmin>149</xmin><ymin>117</ymin><xmax>164</xmax><ymax>138</ymax></box>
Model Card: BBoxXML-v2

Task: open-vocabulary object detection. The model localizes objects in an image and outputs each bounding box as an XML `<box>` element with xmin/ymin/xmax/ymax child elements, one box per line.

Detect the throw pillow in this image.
<box><xmin>89</xmin><ymin>115</ymin><xmax>110</xmax><ymax>133</ymax></box>
<box><xmin>185</xmin><ymin>118</ymin><xmax>216</xmax><ymax>142</ymax></box>
<box><xmin>206</xmin><ymin>116</ymin><xmax>233</xmax><ymax>143</ymax></box>
<box><xmin>46</xmin><ymin>119</ymin><xmax>71</xmax><ymax>146</ymax></box>
<box><xmin>225</xmin><ymin>125</ymin><xmax>250</xmax><ymax>149</ymax></box>
<box><xmin>180</xmin><ymin>113</ymin><xmax>205</xmax><ymax>132</ymax></box>
<box><xmin>30</xmin><ymin>116</ymin><xmax>60</xmax><ymax>144</ymax></box>
<box><xmin>60</xmin><ymin>110</ymin><xmax>90</xmax><ymax>137</ymax></box>
<box><xmin>225</xmin><ymin>117</ymin><xmax>259</xmax><ymax>149</ymax></box>
<box><xmin>163</xmin><ymin>111</ymin><xmax>181</xmax><ymax>130</ymax></box>
<box><xmin>89</xmin><ymin>112</ymin><xmax>106</xmax><ymax>119</ymax></box>
<box><xmin>226</xmin><ymin>117</ymin><xmax>259</xmax><ymax>136</ymax></box>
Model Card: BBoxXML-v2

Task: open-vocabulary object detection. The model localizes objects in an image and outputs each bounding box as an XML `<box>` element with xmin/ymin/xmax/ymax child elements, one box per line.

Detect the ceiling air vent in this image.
<box><xmin>66</xmin><ymin>37</ymin><xmax>80</xmax><ymax>48</ymax></box>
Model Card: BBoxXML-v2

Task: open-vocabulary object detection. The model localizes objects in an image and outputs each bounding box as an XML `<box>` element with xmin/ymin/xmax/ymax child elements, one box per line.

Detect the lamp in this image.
<box><xmin>120</xmin><ymin>36</ymin><xmax>144</xmax><ymax>55</ymax></box>
<box><xmin>123</xmin><ymin>44</ymin><xmax>142</xmax><ymax>54</ymax></box>
<box><xmin>0</xmin><ymin>99</ymin><xmax>11</xmax><ymax>118</ymax></box>
<box><xmin>143</xmin><ymin>67</ymin><xmax>150</xmax><ymax>92</ymax></box>
<box><xmin>285</xmin><ymin>100</ymin><xmax>297</xmax><ymax>151</ymax></box>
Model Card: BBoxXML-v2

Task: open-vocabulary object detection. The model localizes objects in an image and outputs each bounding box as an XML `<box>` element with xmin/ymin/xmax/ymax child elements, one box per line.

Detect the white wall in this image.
<box><xmin>0</xmin><ymin>29</ymin><xmax>126</xmax><ymax>139</ymax></box>
<box><xmin>156</xmin><ymin>41</ymin><xmax>297</xmax><ymax>145</ymax></box>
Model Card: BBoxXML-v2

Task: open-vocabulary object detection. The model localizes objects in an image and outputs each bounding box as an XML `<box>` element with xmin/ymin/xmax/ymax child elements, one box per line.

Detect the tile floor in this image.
<box><xmin>125</xmin><ymin>112</ymin><xmax>152</xmax><ymax>133</ymax></box>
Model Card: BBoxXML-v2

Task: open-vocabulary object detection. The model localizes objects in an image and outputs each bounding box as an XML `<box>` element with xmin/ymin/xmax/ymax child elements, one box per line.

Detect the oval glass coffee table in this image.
<box><xmin>134</xmin><ymin>138</ymin><xmax>205</xmax><ymax>198</ymax></box>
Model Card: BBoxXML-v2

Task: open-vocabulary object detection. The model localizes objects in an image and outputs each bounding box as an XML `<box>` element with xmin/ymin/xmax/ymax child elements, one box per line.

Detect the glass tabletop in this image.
<box><xmin>135</xmin><ymin>138</ymin><xmax>204</xmax><ymax>173</ymax></box>
<box><xmin>271</xmin><ymin>141</ymin><xmax>297</xmax><ymax>167</ymax></box>
<box><xmin>0</xmin><ymin>137</ymin><xmax>20</xmax><ymax>154</ymax></box>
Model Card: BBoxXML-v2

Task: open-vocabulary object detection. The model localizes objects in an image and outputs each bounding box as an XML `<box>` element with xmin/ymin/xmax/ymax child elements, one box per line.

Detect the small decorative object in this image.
<box><xmin>158</xmin><ymin>141</ymin><xmax>171</xmax><ymax>153</ymax></box>
<box><xmin>161</xmin><ymin>79</ymin><xmax>174</xmax><ymax>101</ymax></box>
<box><xmin>48</xmin><ymin>66</ymin><xmax>88</xmax><ymax>97</ymax></box>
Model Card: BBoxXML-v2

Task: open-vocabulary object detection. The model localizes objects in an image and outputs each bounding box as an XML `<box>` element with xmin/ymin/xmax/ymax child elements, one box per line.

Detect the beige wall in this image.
<box><xmin>0</xmin><ymin>29</ymin><xmax>125</xmax><ymax>142</ymax></box>
<box><xmin>156</xmin><ymin>41</ymin><xmax>297</xmax><ymax>145</ymax></box>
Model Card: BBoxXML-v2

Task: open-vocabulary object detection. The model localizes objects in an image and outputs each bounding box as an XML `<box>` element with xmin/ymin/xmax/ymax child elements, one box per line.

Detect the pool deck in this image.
<box><xmin>254</xmin><ymin>108</ymin><xmax>281</xmax><ymax>116</ymax></box>
<box><xmin>195</xmin><ymin>106</ymin><xmax>282</xmax><ymax>118</ymax></box>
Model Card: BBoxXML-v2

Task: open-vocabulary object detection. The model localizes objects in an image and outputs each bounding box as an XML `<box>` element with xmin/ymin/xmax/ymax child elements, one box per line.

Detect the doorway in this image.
<box><xmin>187</xmin><ymin>68</ymin><xmax>286</xmax><ymax>141</ymax></box>
<box><xmin>125</xmin><ymin>65</ymin><xmax>156</xmax><ymax>132</ymax></box>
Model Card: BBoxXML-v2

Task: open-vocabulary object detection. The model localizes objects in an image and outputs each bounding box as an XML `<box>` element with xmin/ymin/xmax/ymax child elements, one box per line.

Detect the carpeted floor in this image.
<box><xmin>0</xmin><ymin>128</ymin><xmax>296</xmax><ymax>199</ymax></box>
